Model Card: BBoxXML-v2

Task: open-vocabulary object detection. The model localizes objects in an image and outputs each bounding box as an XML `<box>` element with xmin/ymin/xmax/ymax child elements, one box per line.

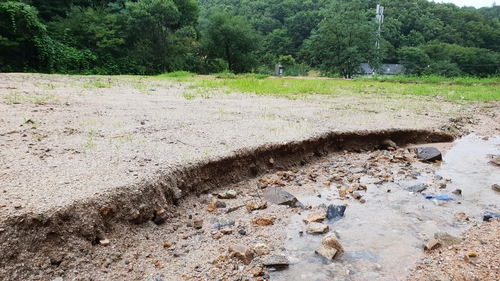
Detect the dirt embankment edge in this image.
<box><xmin>0</xmin><ymin>128</ymin><xmax>454</xmax><ymax>269</ymax></box>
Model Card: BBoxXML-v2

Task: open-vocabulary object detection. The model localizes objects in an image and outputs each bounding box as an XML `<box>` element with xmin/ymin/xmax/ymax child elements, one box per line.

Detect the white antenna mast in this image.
<box><xmin>376</xmin><ymin>4</ymin><xmax>384</xmax><ymax>49</ymax></box>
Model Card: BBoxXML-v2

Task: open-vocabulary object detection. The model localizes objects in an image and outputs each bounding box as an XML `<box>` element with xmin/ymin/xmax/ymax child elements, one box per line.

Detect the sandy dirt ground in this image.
<box><xmin>0</xmin><ymin>73</ymin><xmax>499</xmax><ymax>280</ymax></box>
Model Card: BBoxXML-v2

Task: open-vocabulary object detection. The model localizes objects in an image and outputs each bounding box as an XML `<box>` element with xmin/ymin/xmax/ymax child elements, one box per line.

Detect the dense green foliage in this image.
<box><xmin>1</xmin><ymin>0</ymin><xmax>499</xmax><ymax>76</ymax></box>
<box><xmin>305</xmin><ymin>1</ymin><xmax>380</xmax><ymax>78</ymax></box>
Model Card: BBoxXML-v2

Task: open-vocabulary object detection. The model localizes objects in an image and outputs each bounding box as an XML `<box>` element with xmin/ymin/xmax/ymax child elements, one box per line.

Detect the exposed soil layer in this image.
<box><xmin>1</xmin><ymin>129</ymin><xmax>453</xmax><ymax>279</ymax></box>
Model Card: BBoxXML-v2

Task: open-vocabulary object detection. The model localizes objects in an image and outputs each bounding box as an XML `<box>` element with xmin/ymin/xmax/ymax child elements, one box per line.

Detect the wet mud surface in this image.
<box><xmin>275</xmin><ymin>135</ymin><xmax>500</xmax><ymax>281</ymax></box>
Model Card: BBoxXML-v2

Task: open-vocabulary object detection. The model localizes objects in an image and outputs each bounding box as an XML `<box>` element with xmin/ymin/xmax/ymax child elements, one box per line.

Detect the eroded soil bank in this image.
<box><xmin>1</xmin><ymin>128</ymin><xmax>452</xmax><ymax>280</ymax></box>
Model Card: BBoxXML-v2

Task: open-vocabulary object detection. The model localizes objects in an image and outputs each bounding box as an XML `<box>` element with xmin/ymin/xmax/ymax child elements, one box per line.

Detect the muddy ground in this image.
<box><xmin>0</xmin><ymin>73</ymin><xmax>499</xmax><ymax>280</ymax></box>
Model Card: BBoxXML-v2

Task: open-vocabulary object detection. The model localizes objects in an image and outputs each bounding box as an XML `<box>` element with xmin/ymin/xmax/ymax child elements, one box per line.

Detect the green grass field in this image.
<box><xmin>168</xmin><ymin>74</ymin><xmax>500</xmax><ymax>102</ymax></box>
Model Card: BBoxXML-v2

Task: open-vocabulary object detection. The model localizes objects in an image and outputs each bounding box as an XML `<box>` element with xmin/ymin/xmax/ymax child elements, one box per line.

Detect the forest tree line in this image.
<box><xmin>1</xmin><ymin>0</ymin><xmax>500</xmax><ymax>77</ymax></box>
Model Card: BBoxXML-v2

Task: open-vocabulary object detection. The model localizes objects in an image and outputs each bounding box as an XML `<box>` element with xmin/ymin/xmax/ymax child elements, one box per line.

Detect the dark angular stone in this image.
<box><xmin>408</xmin><ymin>147</ymin><xmax>442</xmax><ymax>162</ymax></box>
<box><xmin>326</xmin><ymin>204</ymin><xmax>346</xmax><ymax>221</ymax></box>
<box><xmin>483</xmin><ymin>212</ymin><xmax>500</xmax><ymax>222</ymax></box>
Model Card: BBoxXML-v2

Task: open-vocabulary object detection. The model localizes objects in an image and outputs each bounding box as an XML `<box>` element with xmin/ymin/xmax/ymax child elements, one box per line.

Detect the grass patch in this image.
<box><xmin>372</xmin><ymin>75</ymin><xmax>500</xmax><ymax>86</ymax></box>
<box><xmin>191</xmin><ymin>76</ymin><xmax>500</xmax><ymax>102</ymax></box>
<box><xmin>83</xmin><ymin>80</ymin><xmax>112</xmax><ymax>88</ymax></box>
<box><xmin>158</xmin><ymin>71</ymin><xmax>196</xmax><ymax>78</ymax></box>
<box><xmin>214</xmin><ymin>71</ymin><xmax>237</xmax><ymax>79</ymax></box>
<box><xmin>4</xmin><ymin>92</ymin><xmax>59</xmax><ymax>104</ymax></box>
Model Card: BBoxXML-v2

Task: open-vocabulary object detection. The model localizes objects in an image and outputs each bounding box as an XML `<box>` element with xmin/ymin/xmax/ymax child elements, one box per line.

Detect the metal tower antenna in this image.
<box><xmin>376</xmin><ymin>4</ymin><xmax>384</xmax><ymax>49</ymax></box>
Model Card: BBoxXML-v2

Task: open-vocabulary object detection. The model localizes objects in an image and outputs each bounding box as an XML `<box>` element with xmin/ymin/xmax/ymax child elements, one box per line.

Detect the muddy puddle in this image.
<box><xmin>272</xmin><ymin>134</ymin><xmax>500</xmax><ymax>281</ymax></box>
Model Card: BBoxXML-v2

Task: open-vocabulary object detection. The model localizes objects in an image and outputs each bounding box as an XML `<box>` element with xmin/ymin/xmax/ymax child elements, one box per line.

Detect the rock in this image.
<box><xmin>207</xmin><ymin>197</ymin><xmax>218</xmax><ymax>212</ymax></box>
<box><xmin>488</xmin><ymin>155</ymin><xmax>500</xmax><ymax>166</ymax></box>
<box><xmin>434</xmin><ymin>232</ymin><xmax>463</xmax><ymax>247</ymax></box>
<box><xmin>455</xmin><ymin>212</ymin><xmax>469</xmax><ymax>221</ymax></box>
<box><xmin>316</xmin><ymin>233</ymin><xmax>344</xmax><ymax>259</ymax></box>
<box><xmin>423</xmin><ymin>239</ymin><xmax>441</xmax><ymax>251</ymax></box>
<box><xmin>253</xmin><ymin>244</ymin><xmax>270</xmax><ymax>256</ymax></box>
<box><xmin>259</xmin><ymin>255</ymin><xmax>289</xmax><ymax>267</ymax></box>
<box><xmin>303</xmin><ymin>211</ymin><xmax>326</xmax><ymax>223</ymax></box>
<box><xmin>153</xmin><ymin>214</ymin><xmax>168</xmax><ymax>225</ymax></box>
<box><xmin>326</xmin><ymin>204</ymin><xmax>346</xmax><ymax>221</ymax></box>
<box><xmin>220</xmin><ymin>228</ymin><xmax>233</xmax><ymax>235</ymax></box>
<box><xmin>206</xmin><ymin>203</ymin><xmax>217</xmax><ymax>212</ymax></box>
<box><xmin>352</xmin><ymin>192</ymin><xmax>362</xmax><ymax>200</ymax></box>
<box><xmin>306</xmin><ymin>222</ymin><xmax>329</xmax><ymax>234</ymax></box>
<box><xmin>53</xmin><ymin>278</ymin><xmax>64</xmax><ymax>281</ymax></box>
<box><xmin>100</xmin><ymin>238</ymin><xmax>110</xmax><ymax>246</ymax></box>
<box><xmin>99</xmin><ymin>206</ymin><xmax>114</xmax><ymax>216</ymax></box>
<box><xmin>252</xmin><ymin>217</ymin><xmax>273</xmax><ymax>226</ymax></box>
<box><xmin>263</xmin><ymin>187</ymin><xmax>302</xmax><ymax>207</ymax></box>
<box><xmin>215</xmin><ymin>201</ymin><xmax>227</xmax><ymax>208</ymax></box>
<box><xmin>315</xmin><ymin>244</ymin><xmax>338</xmax><ymax>260</ymax></box>
<box><xmin>163</xmin><ymin>241</ymin><xmax>172</xmax><ymax>248</ymax></box>
<box><xmin>245</xmin><ymin>199</ymin><xmax>267</xmax><ymax>211</ymax></box>
<box><xmin>408</xmin><ymin>147</ymin><xmax>442</xmax><ymax>162</ymax></box>
<box><xmin>251</xmin><ymin>266</ymin><xmax>264</xmax><ymax>277</ymax></box>
<box><xmin>382</xmin><ymin>139</ymin><xmax>398</xmax><ymax>150</ymax></box>
<box><xmin>405</xmin><ymin>183</ymin><xmax>427</xmax><ymax>193</ymax></box>
<box><xmin>228</xmin><ymin>244</ymin><xmax>255</xmax><ymax>265</ymax></box>
<box><xmin>483</xmin><ymin>211</ymin><xmax>500</xmax><ymax>222</ymax></box>
<box><xmin>218</xmin><ymin>190</ymin><xmax>237</xmax><ymax>199</ymax></box>
<box><xmin>339</xmin><ymin>187</ymin><xmax>347</xmax><ymax>199</ymax></box>
<box><xmin>468</xmin><ymin>252</ymin><xmax>478</xmax><ymax>257</ymax></box>
<box><xmin>351</xmin><ymin>167</ymin><xmax>367</xmax><ymax>174</ymax></box>
<box><xmin>49</xmin><ymin>254</ymin><xmax>64</xmax><ymax>266</ymax></box>
<box><xmin>452</xmin><ymin>189</ymin><xmax>462</xmax><ymax>196</ymax></box>
<box><xmin>238</xmin><ymin>229</ymin><xmax>246</xmax><ymax>235</ymax></box>
<box><xmin>492</xmin><ymin>183</ymin><xmax>500</xmax><ymax>192</ymax></box>
<box><xmin>193</xmin><ymin>219</ymin><xmax>203</xmax><ymax>229</ymax></box>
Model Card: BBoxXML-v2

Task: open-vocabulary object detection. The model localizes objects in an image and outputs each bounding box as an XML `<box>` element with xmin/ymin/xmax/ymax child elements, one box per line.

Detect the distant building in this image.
<box><xmin>359</xmin><ymin>63</ymin><xmax>404</xmax><ymax>76</ymax></box>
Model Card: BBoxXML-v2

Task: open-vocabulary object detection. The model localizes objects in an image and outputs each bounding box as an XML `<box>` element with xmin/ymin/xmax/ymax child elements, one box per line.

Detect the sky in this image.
<box><xmin>430</xmin><ymin>0</ymin><xmax>496</xmax><ymax>8</ymax></box>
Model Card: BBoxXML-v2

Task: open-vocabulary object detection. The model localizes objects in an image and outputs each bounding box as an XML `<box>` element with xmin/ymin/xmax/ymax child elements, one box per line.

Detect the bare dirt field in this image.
<box><xmin>0</xmin><ymin>73</ymin><xmax>499</xmax><ymax>280</ymax></box>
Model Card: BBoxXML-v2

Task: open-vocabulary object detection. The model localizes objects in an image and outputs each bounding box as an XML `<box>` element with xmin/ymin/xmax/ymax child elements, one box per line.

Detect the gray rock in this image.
<box><xmin>492</xmin><ymin>183</ymin><xmax>500</xmax><ymax>192</ymax></box>
<box><xmin>259</xmin><ymin>255</ymin><xmax>290</xmax><ymax>267</ymax></box>
<box><xmin>218</xmin><ymin>190</ymin><xmax>237</xmax><ymax>199</ymax></box>
<box><xmin>483</xmin><ymin>212</ymin><xmax>500</xmax><ymax>222</ymax></box>
<box><xmin>408</xmin><ymin>147</ymin><xmax>442</xmax><ymax>162</ymax></box>
<box><xmin>215</xmin><ymin>201</ymin><xmax>227</xmax><ymax>208</ymax></box>
<box><xmin>263</xmin><ymin>187</ymin><xmax>302</xmax><ymax>207</ymax></box>
<box><xmin>382</xmin><ymin>139</ymin><xmax>398</xmax><ymax>150</ymax></box>
<box><xmin>405</xmin><ymin>183</ymin><xmax>427</xmax><ymax>193</ymax></box>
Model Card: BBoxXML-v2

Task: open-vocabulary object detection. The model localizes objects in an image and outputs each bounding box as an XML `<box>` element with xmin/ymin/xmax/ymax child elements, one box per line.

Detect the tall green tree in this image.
<box><xmin>202</xmin><ymin>12</ymin><xmax>261</xmax><ymax>73</ymax></box>
<box><xmin>304</xmin><ymin>1</ymin><xmax>380</xmax><ymax>78</ymax></box>
<box><xmin>124</xmin><ymin>0</ymin><xmax>198</xmax><ymax>74</ymax></box>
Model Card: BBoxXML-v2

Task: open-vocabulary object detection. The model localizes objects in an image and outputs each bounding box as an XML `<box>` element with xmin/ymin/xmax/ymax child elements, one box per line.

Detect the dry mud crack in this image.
<box><xmin>1</xmin><ymin>73</ymin><xmax>499</xmax><ymax>280</ymax></box>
